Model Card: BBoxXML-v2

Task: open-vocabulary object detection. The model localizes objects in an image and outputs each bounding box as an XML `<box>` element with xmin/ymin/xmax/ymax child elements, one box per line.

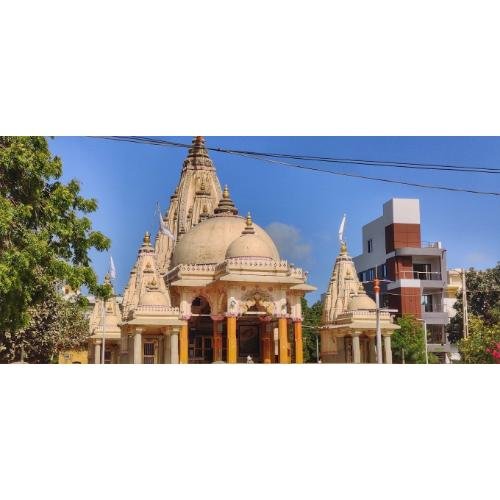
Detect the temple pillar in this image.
<box><xmin>211</xmin><ymin>315</ymin><xmax>224</xmax><ymax>362</ymax></box>
<box><xmin>294</xmin><ymin>320</ymin><xmax>304</xmax><ymax>364</ymax></box>
<box><xmin>163</xmin><ymin>329</ymin><xmax>171</xmax><ymax>364</ymax></box>
<box><xmin>260</xmin><ymin>316</ymin><xmax>273</xmax><ymax>364</ymax></box>
<box><xmin>227</xmin><ymin>315</ymin><xmax>237</xmax><ymax>364</ymax></box>
<box><xmin>352</xmin><ymin>332</ymin><xmax>361</xmax><ymax>364</ymax></box>
<box><xmin>133</xmin><ymin>330</ymin><xmax>142</xmax><ymax>364</ymax></box>
<box><xmin>94</xmin><ymin>340</ymin><xmax>101</xmax><ymax>364</ymax></box>
<box><xmin>170</xmin><ymin>328</ymin><xmax>180</xmax><ymax>364</ymax></box>
<box><xmin>278</xmin><ymin>317</ymin><xmax>288</xmax><ymax>364</ymax></box>
<box><xmin>368</xmin><ymin>336</ymin><xmax>377</xmax><ymax>363</ymax></box>
<box><xmin>179</xmin><ymin>324</ymin><xmax>188</xmax><ymax>364</ymax></box>
<box><xmin>383</xmin><ymin>334</ymin><xmax>393</xmax><ymax>364</ymax></box>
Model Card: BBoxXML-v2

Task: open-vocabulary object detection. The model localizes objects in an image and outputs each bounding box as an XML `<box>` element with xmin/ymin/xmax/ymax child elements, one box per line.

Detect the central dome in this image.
<box><xmin>171</xmin><ymin>214</ymin><xmax>280</xmax><ymax>267</ymax></box>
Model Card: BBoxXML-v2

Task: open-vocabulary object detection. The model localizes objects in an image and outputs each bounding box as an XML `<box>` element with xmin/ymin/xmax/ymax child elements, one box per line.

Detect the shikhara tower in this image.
<box><xmin>155</xmin><ymin>136</ymin><xmax>222</xmax><ymax>273</ymax></box>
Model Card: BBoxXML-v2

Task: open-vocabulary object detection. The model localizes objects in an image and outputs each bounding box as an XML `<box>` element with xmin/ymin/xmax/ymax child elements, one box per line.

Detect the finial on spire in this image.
<box><xmin>242</xmin><ymin>211</ymin><xmax>255</xmax><ymax>234</ymax></box>
<box><xmin>104</xmin><ymin>273</ymin><xmax>111</xmax><ymax>285</ymax></box>
<box><xmin>340</xmin><ymin>241</ymin><xmax>347</xmax><ymax>254</ymax></box>
<box><xmin>214</xmin><ymin>185</ymin><xmax>238</xmax><ymax>216</ymax></box>
<box><xmin>143</xmin><ymin>231</ymin><xmax>151</xmax><ymax>245</ymax></box>
<box><xmin>194</xmin><ymin>136</ymin><xmax>204</xmax><ymax>146</ymax></box>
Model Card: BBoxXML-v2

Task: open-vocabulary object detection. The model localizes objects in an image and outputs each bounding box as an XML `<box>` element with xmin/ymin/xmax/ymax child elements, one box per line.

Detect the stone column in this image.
<box><xmin>278</xmin><ymin>316</ymin><xmax>288</xmax><ymax>364</ymax></box>
<box><xmin>383</xmin><ymin>334</ymin><xmax>392</xmax><ymax>364</ymax></box>
<box><xmin>94</xmin><ymin>340</ymin><xmax>101</xmax><ymax>364</ymax></box>
<box><xmin>352</xmin><ymin>332</ymin><xmax>361</xmax><ymax>364</ymax></box>
<box><xmin>170</xmin><ymin>327</ymin><xmax>180</xmax><ymax>364</ymax></box>
<box><xmin>179</xmin><ymin>324</ymin><xmax>189</xmax><ymax>364</ymax></box>
<box><xmin>133</xmin><ymin>330</ymin><xmax>142</xmax><ymax>364</ymax></box>
<box><xmin>227</xmin><ymin>315</ymin><xmax>237</xmax><ymax>363</ymax></box>
<box><xmin>163</xmin><ymin>329</ymin><xmax>171</xmax><ymax>364</ymax></box>
<box><xmin>293</xmin><ymin>319</ymin><xmax>304</xmax><ymax>364</ymax></box>
<box><xmin>368</xmin><ymin>336</ymin><xmax>377</xmax><ymax>363</ymax></box>
<box><xmin>211</xmin><ymin>315</ymin><xmax>224</xmax><ymax>362</ymax></box>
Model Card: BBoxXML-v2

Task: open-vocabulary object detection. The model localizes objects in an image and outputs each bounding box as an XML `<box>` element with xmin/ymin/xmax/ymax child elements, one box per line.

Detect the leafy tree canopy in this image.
<box><xmin>2</xmin><ymin>288</ymin><xmax>90</xmax><ymax>363</ymax></box>
<box><xmin>392</xmin><ymin>315</ymin><xmax>438</xmax><ymax>364</ymax></box>
<box><xmin>458</xmin><ymin>315</ymin><xmax>500</xmax><ymax>364</ymax></box>
<box><xmin>301</xmin><ymin>297</ymin><xmax>322</xmax><ymax>362</ymax></box>
<box><xmin>0</xmin><ymin>136</ymin><xmax>110</xmax><ymax>351</ymax></box>
<box><xmin>448</xmin><ymin>264</ymin><xmax>500</xmax><ymax>343</ymax></box>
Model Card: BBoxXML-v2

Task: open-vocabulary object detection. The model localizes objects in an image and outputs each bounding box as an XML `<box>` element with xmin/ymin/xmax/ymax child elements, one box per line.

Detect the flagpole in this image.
<box><xmin>101</xmin><ymin>290</ymin><xmax>106</xmax><ymax>364</ymax></box>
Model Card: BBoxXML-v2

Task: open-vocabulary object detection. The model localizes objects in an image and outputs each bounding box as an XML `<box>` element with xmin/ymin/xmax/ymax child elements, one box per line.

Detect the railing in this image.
<box><xmin>397</xmin><ymin>270</ymin><xmax>443</xmax><ymax>281</ymax></box>
<box><xmin>427</xmin><ymin>330</ymin><xmax>446</xmax><ymax>344</ymax></box>
<box><xmin>421</xmin><ymin>304</ymin><xmax>445</xmax><ymax>313</ymax></box>
<box><xmin>421</xmin><ymin>241</ymin><xmax>442</xmax><ymax>249</ymax></box>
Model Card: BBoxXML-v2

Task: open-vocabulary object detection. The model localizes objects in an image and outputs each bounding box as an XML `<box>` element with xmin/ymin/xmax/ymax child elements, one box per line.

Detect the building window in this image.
<box><xmin>367</xmin><ymin>239</ymin><xmax>373</xmax><ymax>253</ymax></box>
<box><xmin>413</xmin><ymin>263</ymin><xmax>432</xmax><ymax>280</ymax></box>
<box><xmin>143</xmin><ymin>341</ymin><xmax>157</xmax><ymax>364</ymax></box>
<box><xmin>422</xmin><ymin>294</ymin><xmax>434</xmax><ymax>312</ymax></box>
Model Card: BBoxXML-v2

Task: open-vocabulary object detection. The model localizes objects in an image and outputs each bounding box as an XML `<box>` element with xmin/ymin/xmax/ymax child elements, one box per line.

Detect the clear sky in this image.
<box><xmin>49</xmin><ymin>137</ymin><xmax>500</xmax><ymax>303</ymax></box>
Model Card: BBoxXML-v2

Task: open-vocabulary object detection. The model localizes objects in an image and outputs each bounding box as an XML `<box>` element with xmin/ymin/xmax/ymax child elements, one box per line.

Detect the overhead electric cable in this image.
<box><xmin>86</xmin><ymin>136</ymin><xmax>500</xmax><ymax>196</ymax></box>
<box><xmin>91</xmin><ymin>136</ymin><xmax>500</xmax><ymax>174</ymax></box>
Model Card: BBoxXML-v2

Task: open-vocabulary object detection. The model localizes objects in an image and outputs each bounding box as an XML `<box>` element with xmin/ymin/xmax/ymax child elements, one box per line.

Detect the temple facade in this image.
<box><xmin>89</xmin><ymin>137</ymin><xmax>316</xmax><ymax>363</ymax></box>
<box><xmin>320</xmin><ymin>242</ymin><xmax>399</xmax><ymax>363</ymax></box>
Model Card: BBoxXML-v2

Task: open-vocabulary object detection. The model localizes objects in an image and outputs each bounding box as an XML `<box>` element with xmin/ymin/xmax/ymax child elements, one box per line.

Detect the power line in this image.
<box><xmin>92</xmin><ymin>136</ymin><xmax>500</xmax><ymax>173</ymax></box>
<box><xmin>86</xmin><ymin>136</ymin><xmax>500</xmax><ymax>196</ymax></box>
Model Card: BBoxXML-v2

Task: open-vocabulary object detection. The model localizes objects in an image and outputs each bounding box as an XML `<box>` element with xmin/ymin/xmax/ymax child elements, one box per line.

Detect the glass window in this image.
<box><xmin>367</xmin><ymin>239</ymin><xmax>373</xmax><ymax>253</ymax></box>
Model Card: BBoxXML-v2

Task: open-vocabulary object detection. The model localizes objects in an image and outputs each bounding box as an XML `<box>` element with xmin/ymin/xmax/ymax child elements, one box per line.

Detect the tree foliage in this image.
<box><xmin>301</xmin><ymin>297</ymin><xmax>322</xmax><ymax>362</ymax></box>
<box><xmin>391</xmin><ymin>315</ymin><xmax>438</xmax><ymax>364</ymax></box>
<box><xmin>0</xmin><ymin>136</ymin><xmax>110</xmax><ymax>357</ymax></box>
<box><xmin>448</xmin><ymin>264</ymin><xmax>500</xmax><ymax>343</ymax></box>
<box><xmin>1</xmin><ymin>288</ymin><xmax>90</xmax><ymax>363</ymax></box>
<box><xmin>458</xmin><ymin>315</ymin><xmax>500</xmax><ymax>364</ymax></box>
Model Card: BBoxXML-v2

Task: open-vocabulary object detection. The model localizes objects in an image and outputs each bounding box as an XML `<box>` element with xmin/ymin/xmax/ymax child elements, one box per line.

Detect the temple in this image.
<box><xmin>89</xmin><ymin>137</ymin><xmax>316</xmax><ymax>363</ymax></box>
<box><xmin>320</xmin><ymin>242</ymin><xmax>399</xmax><ymax>363</ymax></box>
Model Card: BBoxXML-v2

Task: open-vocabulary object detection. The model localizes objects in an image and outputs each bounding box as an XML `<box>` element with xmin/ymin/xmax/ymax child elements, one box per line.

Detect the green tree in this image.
<box><xmin>4</xmin><ymin>288</ymin><xmax>91</xmax><ymax>363</ymax></box>
<box><xmin>301</xmin><ymin>297</ymin><xmax>322</xmax><ymax>362</ymax></box>
<box><xmin>391</xmin><ymin>315</ymin><xmax>438</xmax><ymax>364</ymax></box>
<box><xmin>448</xmin><ymin>264</ymin><xmax>500</xmax><ymax>343</ymax></box>
<box><xmin>458</xmin><ymin>315</ymin><xmax>500</xmax><ymax>364</ymax></box>
<box><xmin>0</xmin><ymin>136</ymin><xmax>110</xmax><ymax>360</ymax></box>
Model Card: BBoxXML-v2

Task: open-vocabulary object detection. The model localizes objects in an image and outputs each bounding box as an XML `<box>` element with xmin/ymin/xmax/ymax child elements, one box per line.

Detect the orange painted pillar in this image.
<box><xmin>294</xmin><ymin>320</ymin><xmax>304</xmax><ymax>364</ymax></box>
<box><xmin>212</xmin><ymin>316</ymin><xmax>223</xmax><ymax>362</ymax></box>
<box><xmin>179</xmin><ymin>324</ymin><xmax>188</xmax><ymax>364</ymax></box>
<box><xmin>227</xmin><ymin>316</ymin><xmax>237</xmax><ymax>364</ymax></box>
<box><xmin>278</xmin><ymin>317</ymin><xmax>288</xmax><ymax>364</ymax></box>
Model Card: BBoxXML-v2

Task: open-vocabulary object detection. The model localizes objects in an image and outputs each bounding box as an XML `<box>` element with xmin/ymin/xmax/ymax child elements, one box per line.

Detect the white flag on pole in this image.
<box><xmin>338</xmin><ymin>213</ymin><xmax>347</xmax><ymax>244</ymax></box>
<box><xmin>109</xmin><ymin>255</ymin><xmax>117</xmax><ymax>280</ymax></box>
<box><xmin>156</xmin><ymin>202</ymin><xmax>175</xmax><ymax>241</ymax></box>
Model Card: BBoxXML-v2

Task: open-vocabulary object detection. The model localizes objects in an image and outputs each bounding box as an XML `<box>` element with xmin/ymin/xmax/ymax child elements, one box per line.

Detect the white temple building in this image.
<box><xmin>89</xmin><ymin>137</ymin><xmax>316</xmax><ymax>363</ymax></box>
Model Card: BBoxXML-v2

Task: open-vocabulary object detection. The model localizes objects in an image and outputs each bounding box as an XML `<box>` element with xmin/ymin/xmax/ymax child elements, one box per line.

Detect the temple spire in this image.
<box><xmin>214</xmin><ymin>185</ymin><xmax>238</xmax><ymax>215</ymax></box>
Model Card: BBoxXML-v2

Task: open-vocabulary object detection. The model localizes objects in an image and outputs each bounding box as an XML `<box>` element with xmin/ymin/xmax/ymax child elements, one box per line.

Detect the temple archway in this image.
<box><xmin>188</xmin><ymin>296</ymin><xmax>214</xmax><ymax>363</ymax></box>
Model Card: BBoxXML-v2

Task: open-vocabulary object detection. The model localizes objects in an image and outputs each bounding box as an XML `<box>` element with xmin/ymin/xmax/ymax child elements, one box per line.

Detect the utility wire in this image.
<box><xmin>86</xmin><ymin>136</ymin><xmax>500</xmax><ymax>196</ymax></box>
<box><xmin>92</xmin><ymin>136</ymin><xmax>500</xmax><ymax>174</ymax></box>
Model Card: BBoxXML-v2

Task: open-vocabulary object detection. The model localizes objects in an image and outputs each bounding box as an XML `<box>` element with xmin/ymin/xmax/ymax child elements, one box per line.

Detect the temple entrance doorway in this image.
<box><xmin>188</xmin><ymin>296</ymin><xmax>214</xmax><ymax>364</ymax></box>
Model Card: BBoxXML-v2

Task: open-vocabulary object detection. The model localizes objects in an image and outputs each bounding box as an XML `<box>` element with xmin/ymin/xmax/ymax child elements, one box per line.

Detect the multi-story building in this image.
<box><xmin>353</xmin><ymin>198</ymin><xmax>451</xmax><ymax>362</ymax></box>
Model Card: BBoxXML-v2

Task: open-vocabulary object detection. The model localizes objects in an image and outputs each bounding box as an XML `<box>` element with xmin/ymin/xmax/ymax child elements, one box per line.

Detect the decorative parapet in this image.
<box><xmin>135</xmin><ymin>305</ymin><xmax>180</xmax><ymax>315</ymax></box>
<box><xmin>167</xmin><ymin>259</ymin><xmax>308</xmax><ymax>282</ymax></box>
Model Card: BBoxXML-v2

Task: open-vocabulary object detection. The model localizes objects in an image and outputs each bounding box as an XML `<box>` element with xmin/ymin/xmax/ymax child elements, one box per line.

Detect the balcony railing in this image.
<box><xmin>421</xmin><ymin>241</ymin><xmax>442</xmax><ymax>249</ymax></box>
<box><xmin>421</xmin><ymin>304</ymin><xmax>445</xmax><ymax>313</ymax></box>
<box><xmin>397</xmin><ymin>271</ymin><xmax>443</xmax><ymax>281</ymax></box>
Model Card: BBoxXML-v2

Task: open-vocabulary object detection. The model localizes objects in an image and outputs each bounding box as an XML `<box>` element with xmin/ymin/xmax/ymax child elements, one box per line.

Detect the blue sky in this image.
<box><xmin>49</xmin><ymin>137</ymin><xmax>500</xmax><ymax>303</ymax></box>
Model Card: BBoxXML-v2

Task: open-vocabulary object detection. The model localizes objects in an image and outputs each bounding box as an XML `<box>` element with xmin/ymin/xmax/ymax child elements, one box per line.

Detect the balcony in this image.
<box><xmin>396</xmin><ymin>271</ymin><xmax>444</xmax><ymax>288</ymax></box>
